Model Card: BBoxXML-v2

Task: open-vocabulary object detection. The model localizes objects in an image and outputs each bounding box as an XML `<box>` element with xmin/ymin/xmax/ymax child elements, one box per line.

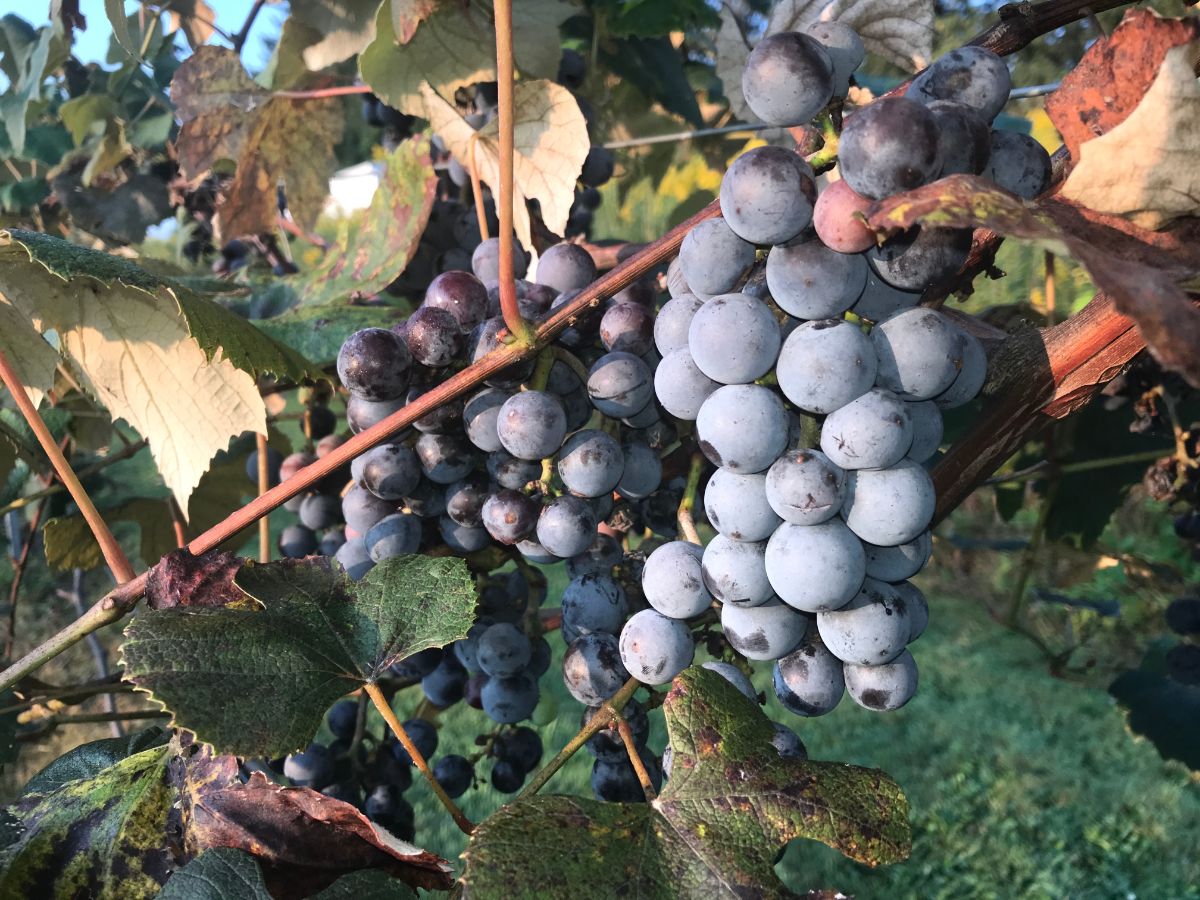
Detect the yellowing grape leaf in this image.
<box><xmin>171</xmin><ymin>46</ymin><xmax>343</xmax><ymax>239</ymax></box>
<box><xmin>463</xmin><ymin>667</ymin><xmax>910</xmax><ymax>897</ymax></box>
<box><xmin>421</xmin><ymin>80</ymin><xmax>588</xmax><ymax>253</ymax></box>
<box><xmin>360</xmin><ymin>0</ymin><xmax>575</xmax><ymax>116</ymax></box>
<box><xmin>0</xmin><ymin>229</ymin><xmax>322</xmax><ymax>512</ymax></box>
<box><xmin>289</xmin><ymin>0</ymin><xmax>382</xmax><ymax>70</ymax></box>
<box><xmin>1061</xmin><ymin>44</ymin><xmax>1200</xmax><ymax>231</ymax></box>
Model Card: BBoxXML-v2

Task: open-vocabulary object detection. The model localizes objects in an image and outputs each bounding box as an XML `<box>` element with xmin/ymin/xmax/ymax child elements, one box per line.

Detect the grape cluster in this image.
<box><xmin>640</xmin><ymin>30</ymin><xmax>1010</xmax><ymax>736</ymax></box>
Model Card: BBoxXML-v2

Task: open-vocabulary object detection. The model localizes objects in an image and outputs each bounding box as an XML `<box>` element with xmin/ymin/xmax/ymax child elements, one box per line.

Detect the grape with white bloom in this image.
<box><xmin>496</xmin><ymin>391</ymin><xmax>567</xmax><ymax>461</ymax></box>
<box><xmin>702</xmin><ymin>535</ymin><xmax>773</xmax><ymax>608</ymax></box>
<box><xmin>820</xmin><ymin>388</ymin><xmax>914</xmax><ymax>470</ymax></box>
<box><xmin>864</xmin><ymin>530</ymin><xmax>932</xmax><ymax>583</ymax></box>
<box><xmin>721</xmin><ymin>598</ymin><xmax>810</xmax><ymax>662</ymax></box>
<box><xmin>704</xmin><ymin>468</ymin><xmax>781</xmax><ymax>542</ymax></box>
<box><xmin>906</xmin><ymin>401</ymin><xmax>944</xmax><ymax>462</ymax></box>
<box><xmin>719</xmin><ymin>146</ymin><xmax>816</xmax><ymax>246</ymax></box>
<box><xmin>766</xmin><ymin>238</ymin><xmax>867</xmax><ymax>319</ymax></box>
<box><xmin>935</xmin><ymin>327</ymin><xmax>987</xmax><ymax>409</ymax></box>
<box><xmin>776</xmin><ymin>320</ymin><xmax>877</xmax><ymax>415</ymax></box>
<box><xmin>841</xmin><ymin>460</ymin><xmax>936</xmax><ymax>546</ymax></box>
<box><xmin>871</xmin><ymin>308</ymin><xmax>965</xmax><ymax>401</ymax></box>
<box><xmin>654</xmin><ymin>294</ymin><xmax>705</xmax><ymax>355</ymax></box>
<box><xmin>619</xmin><ymin>610</ymin><xmax>695</xmax><ymax>685</ymax></box>
<box><xmin>642</xmin><ymin>541</ymin><xmax>711</xmax><ymax>620</ymax></box>
<box><xmin>696</xmin><ymin>385</ymin><xmax>788</xmax><ymax>473</ymax></box>
<box><xmin>561</xmin><ymin>574</ymin><xmax>629</xmax><ymax>637</ymax></box>
<box><xmin>764</xmin><ymin>449</ymin><xmax>846</xmax><ymax>526</ymax></box>
<box><xmin>688</xmin><ymin>293</ymin><xmax>781</xmax><ymax>385</ymax></box>
<box><xmin>896</xmin><ymin>581</ymin><xmax>930</xmax><ymax>641</ymax></box>
<box><xmin>654</xmin><ymin>348</ymin><xmax>719</xmax><ymax>420</ymax></box>
<box><xmin>562</xmin><ymin>633</ymin><xmax>629</xmax><ymax>706</ymax></box>
<box><xmin>678</xmin><ymin>218</ymin><xmax>755</xmax><ymax>295</ymax></box>
<box><xmin>765</xmin><ymin>520</ymin><xmax>865</xmax><ymax>612</ymax></box>
<box><xmin>803</xmin><ymin>21</ymin><xmax>864</xmax><ymax>97</ymax></box>
<box><xmin>844</xmin><ymin>650</ymin><xmax>919</xmax><ymax>711</ymax></box>
<box><xmin>557</xmin><ymin>429</ymin><xmax>624</xmax><ymax>498</ymax></box>
<box><xmin>587</xmin><ymin>352</ymin><xmax>654</xmax><ymax>418</ymax></box>
<box><xmin>852</xmin><ymin>269</ymin><xmax>921</xmax><ymax>322</ymax></box>
<box><xmin>773</xmin><ymin>634</ymin><xmax>845</xmax><ymax>716</ymax></box>
<box><xmin>817</xmin><ymin>578</ymin><xmax>912</xmax><ymax>666</ymax></box>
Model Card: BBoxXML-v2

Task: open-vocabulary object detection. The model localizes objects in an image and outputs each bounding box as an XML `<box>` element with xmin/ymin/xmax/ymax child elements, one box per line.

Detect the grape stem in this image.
<box><xmin>0</xmin><ymin>348</ymin><xmax>135</xmax><ymax>585</ymax></box>
<box><xmin>468</xmin><ymin>138</ymin><xmax>491</xmax><ymax>241</ymax></box>
<box><xmin>518</xmin><ymin>676</ymin><xmax>640</xmax><ymax>798</ymax></box>
<box><xmin>611</xmin><ymin>707</ymin><xmax>657</xmax><ymax>801</ymax></box>
<box><xmin>493</xmin><ymin>0</ymin><xmax>535</xmax><ymax>347</ymax></box>
<box><xmin>256</xmin><ymin>433</ymin><xmax>271</xmax><ymax>564</ymax></box>
<box><xmin>677</xmin><ymin>452</ymin><xmax>704</xmax><ymax>545</ymax></box>
<box><xmin>364</xmin><ymin>681</ymin><xmax>476</xmax><ymax>835</ymax></box>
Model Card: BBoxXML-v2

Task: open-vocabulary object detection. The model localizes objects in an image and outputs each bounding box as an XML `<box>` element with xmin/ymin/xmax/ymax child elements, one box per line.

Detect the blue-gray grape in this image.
<box><xmin>841</xmin><ymin>459</ymin><xmax>936</xmax><ymax>546</ymax></box>
<box><xmin>907</xmin><ymin>46</ymin><xmax>1012</xmax><ymax>122</ymax></box>
<box><xmin>863</xmin><ymin>530</ymin><xmax>932</xmax><ymax>583</ymax></box>
<box><xmin>365</xmin><ymin>512</ymin><xmax>421</xmax><ymax>561</ymax></box>
<box><xmin>345</xmin><ymin>395</ymin><xmax>404</xmax><ymax>434</ymax></box>
<box><xmin>463</xmin><ymin>387</ymin><xmax>511</xmax><ymax>453</ymax></box>
<box><xmin>562</xmin><ymin>632</ymin><xmax>629</xmax><ymax>705</ymax></box>
<box><xmin>851</xmin><ymin>269</ymin><xmax>922</xmax><ymax>323</ymax></box>
<box><xmin>615</xmin><ymin>441</ymin><xmax>662</xmax><ymax>501</ymax></box>
<box><xmin>677</xmin><ymin>218</ymin><xmax>755</xmax><ymax>295</ymax></box>
<box><xmin>536</xmin><ymin>495</ymin><xmax>597</xmax><ymax>558</ymax></box>
<box><xmin>906</xmin><ymin>401</ymin><xmax>944</xmax><ymax>462</ymax></box>
<box><xmin>688</xmin><ymin>293</ymin><xmax>781</xmax><ymax>385</ymax></box>
<box><xmin>600</xmin><ymin>301</ymin><xmax>655</xmax><ymax>356</ymax></box>
<box><xmin>802</xmin><ymin>21</ymin><xmax>864</xmax><ymax>97</ymax></box>
<box><xmin>471</xmin><ymin>235</ymin><xmax>528</xmax><ymax>286</ymax></box>
<box><xmin>360</xmin><ymin>443</ymin><xmax>421</xmax><ymax>501</ymax></box>
<box><xmin>642</xmin><ymin>541</ymin><xmax>711</xmax><ymax>620</ymax></box>
<box><xmin>561</xmin><ymin>573</ymin><xmax>629</xmax><ymax>637</ymax></box>
<box><xmin>696</xmin><ymin>385</ymin><xmax>788</xmax><ymax>473</ymax></box>
<box><xmin>535</xmin><ymin>242</ymin><xmax>597</xmax><ymax>293</ymax></box>
<box><xmin>741</xmin><ymin>32</ymin><xmax>834</xmax><ymax>126</ymax></box>
<box><xmin>871</xmin><ymin>307</ymin><xmax>965</xmax><ymax>400</ymax></box>
<box><xmin>773</xmin><ymin>634</ymin><xmax>845</xmax><ymax>716</ymax></box>
<box><xmin>928</xmin><ymin>100</ymin><xmax>991</xmax><ymax>176</ymax></box>
<box><xmin>719</xmin><ymin>146</ymin><xmax>816</xmax><ymax>246</ymax></box>
<box><xmin>867</xmin><ymin>226</ymin><xmax>972</xmax><ymax>292</ymax></box>
<box><xmin>720</xmin><ymin>598</ymin><xmax>810</xmax><ymax>661</ymax></box>
<box><xmin>477</xmin><ymin>622</ymin><xmax>533</xmax><ymax>678</ymax></box>
<box><xmin>444</xmin><ymin>475</ymin><xmax>488</xmax><ymax>527</ymax></box>
<box><xmin>702</xmin><ymin>534</ymin><xmax>773</xmax><ymax>608</ymax></box>
<box><xmin>896</xmin><ymin>581</ymin><xmax>929</xmax><ymax>641</ymax></box>
<box><xmin>844</xmin><ymin>649</ymin><xmax>918</xmax><ymax>711</ymax></box>
<box><xmin>704</xmin><ymin>467</ymin><xmax>781</xmax><ymax>542</ymax></box>
<box><xmin>765</xmin><ymin>519</ymin><xmax>865</xmax><ymax>612</ymax></box>
<box><xmin>817</xmin><ymin>578</ymin><xmax>911</xmax><ymax>666</ymax></box>
<box><xmin>341</xmin><ymin>484</ymin><xmax>394</xmax><ymax>534</ymax></box>
<box><xmin>558</xmin><ymin>429</ymin><xmax>624</xmax><ymax>498</ymax></box>
<box><xmin>653</xmin><ymin>348</ymin><xmax>719</xmax><ymax>420</ymax></box>
<box><xmin>438</xmin><ymin>514</ymin><xmax>491</xmax><ymax>553</ymax></box>
<box><xmin>654</xmin><ymin>294</ymin><xmax>705</xmax><ymax>355</ymax></box>
<box><xmin>587</xmin><ymin>352</ymin><xmax>654</xmax><ymax>418</ymax></box>
<box><xmin>619</xmin><ymin>609</ymin><xmax>695</xmax><ymax>685</ymax></box>
<box><xmin>481</xmin><ymin>672</ymin><xmax>538</xmax><ymax>723</ymax></box>
<box><xmin>335</xmin><ymin>537</ymin><xmax>373</xmax><ymax>581</ymax></box>
<box><xmin>935</xmin><ymin>327</ymin><xmax>987</xmax><ymax>408</ymax></box>
<box><xmin>819</xmin><ymin>388</ymin><xmax>914</xmax><ymax>470</ymax></box>
<box><xmin>497</xmin><ymin>390</ymin><xmax>567</xmax><ymax>461</ymax></box>
<box><xmin>982</xmin><ymin>130</ymin><xmax>1051</xmax><ymax>199</ymax></box>
<box><xmin>764</xmin><ymin>448</ymin><xmax>847</xmax><ymax>526</ymax></box>
<box><xmin>766</xmin><ymin>237</ymin><xmax>867</xmax><ymax>319</ymax></box>
<box><xmin>487</xmin><ymin>451</ymin><xmax>541</xmax><ymax>490</ymax></box>
<box><xmin>776</xmin><ymin>319</ymin><xmax>877</xmax><ymax>414</ymax></box>
<box><xmin>415</xmin><ymin>432</ymin><xmax>477</xmax><ymax>484</ymax></box>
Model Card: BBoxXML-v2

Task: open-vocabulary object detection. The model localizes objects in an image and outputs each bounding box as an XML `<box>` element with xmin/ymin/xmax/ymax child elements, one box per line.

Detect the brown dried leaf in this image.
<box><xmin>867</xmin><ymin>175</ymin><xmax>1200</xmax><ymax>387</ymax></box>
<box><xmin>163</xmin><ymin>0</ymin><xmax>217</xmax><ymax>50</ymax></box>
<box><xmin>1060</xmin><ymin>44</ymin><xmax>1200</xmax><ymax>230</ymax></box>
<box><xmin>1045</xmin><ymin>10</ymin><xmax>1200</xmax><ymax>164</ymax></box>
<box><xmin>173</xmin><ymin>748</ymin><xmax>454</xmax><ymax>894</ymax></box>
<box><xmin>145</xmin><ymin>549</ymin><xmax>249</xmax><ymax>611</ymax></box>
<box><xmin>171</xmin><ymin>46</ymin><xmax>343</xmax><ymax>238</ymax></box>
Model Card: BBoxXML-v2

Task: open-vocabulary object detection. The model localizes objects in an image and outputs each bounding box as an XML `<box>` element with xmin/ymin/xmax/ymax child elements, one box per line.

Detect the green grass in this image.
<box><xmin>396</xmin><ymin>579</ymin><xmax>1200</xmax><ymax>898</ymax></box>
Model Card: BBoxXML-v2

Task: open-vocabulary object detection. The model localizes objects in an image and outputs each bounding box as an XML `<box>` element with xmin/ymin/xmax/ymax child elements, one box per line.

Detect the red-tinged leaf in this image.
<box><xmin>867</xmin><ymin>175</ymin><xmax>1200</xmax><ymax>388</ymax></box>
<box><xmin>172</xmin><ymin>747</ymin><xmax>454</xmax><ymax>894</ymax></box>
<box><xmin>171</xmin><ymin>46</ymin><xmax>342</xmax><ymax>239</ymax></box>
<box><xmin>1045</xmin><ymin>10</ymin><xmax>1200</xmax><ymax>164</ymax></box>
<box><xmin>145</xmin><ymin>550</ymin><xmax>247</xmax><ymax>611</ymax></box>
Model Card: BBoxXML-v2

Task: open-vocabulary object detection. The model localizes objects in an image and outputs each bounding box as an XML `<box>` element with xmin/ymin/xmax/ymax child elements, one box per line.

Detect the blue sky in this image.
<box><xmin>28</xmin><ymin>0</ymin><xmax>286</xmax><ymax>72</ymax></box>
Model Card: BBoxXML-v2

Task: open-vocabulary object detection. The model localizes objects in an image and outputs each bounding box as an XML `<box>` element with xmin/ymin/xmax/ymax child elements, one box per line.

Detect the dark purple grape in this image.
<box><xmin>491</xmin><ymin>759</ymin><xmax>524</xmax><ymax>793</ymax></box>
<box><xmin>838</xmin><ymin>97</ymin><xmax>942</xmax><ymax>201</ymax></box>
<box><xmin>405</xmin><ymin>306</ymin><xmax>464</xmax><ymax>367</ymax></box>
<box><xmin>345</xmin><ymin>395</ymin><xmax>404</xmax><ymax>434</ymax></box>
<box><xmin>414</xmin><ymin>433</ymin><xmax>476</xmax><ymax>484</ymax></box>
<box><xmin>741</xmin><ymin>31</ymin><xmax>834</xmax><ymax>126</ymax></box>
<box><xmin>444</xmin><ymin>474</ymin><xmax>489</xmax><ymax>527</ymax></box>
<box><xmin>868</xmin><ymin>226</ymin><xmax>973</xmax><ymax>292</ymax></box>
<box><xmin>245</xmin><ymin>447</ymin><xmax>282</xmax><ymax>487</ymax></box>
<box><xmin>342</xmin><ymin>484</ymin><xmax>396</xmax><ymax>533</ymax></box>
<box><xmin>433</xmin><ymin>754</ymin><xmax>474</xmax><ymax>798</ymax></box>
<box><xmin>928</xmin><ymin>100</ymin><xmax>991</xmax><ymax>176</ymax></box>
<box><xmin>361</xmin><ymin>443</ymin><xmax>421</xmax><ymax>500</ymax></box>
<box><xmin>487</xmin><ymin>450</ymin><xmax>542</xmax><ymax>490</ymax></box>
<box><xmin>300</xmin><ymin>494</ymin><xmax>342</xmax><ymax>531</ymax></box>
<box><xmin>907</xmin><ymin>46</ymin><xmax>1012</xmax><ymax>122</ymax></box>
<box><xmin>337</xmin><ymin>328</ymin><xmax>411</xmax><ymax>401</ymax></box>
<box><xmin>537</xmin><ymin>495</ymin><xmax>597</xmax><ymax>558</ymax></box>
<box><xmin>481</xmin><ymin>489</ymin><xmax>539</xmax><ymax>544</ymax></box>
<box><xmin>422</xmin><ymin>655</ymin><xmax>468</xmax><ymax>706</ymax></box>
<box><xmin>406</xmin><ymin>384</ymin><xmax>464</xmax><ymax>434</ymax></box>
<box><xmin>424</xmin><ymin>271</ymin><xmax>489</xmax><ymax>331</ymax></box>
<box><xmin>279</xmin><ymin>524</ymin><xmax>318</xmax><ymax>558</ymax></box>
<box><xmin>600</xmin><ymin>302</ymin><xmax>655</xmax><ymax>355</ymax></box>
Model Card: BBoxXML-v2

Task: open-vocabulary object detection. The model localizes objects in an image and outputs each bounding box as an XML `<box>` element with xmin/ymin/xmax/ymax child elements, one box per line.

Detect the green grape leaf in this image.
<box><xmin>463</xmin><ymin>667</ymin><xmax>911</xmax><ymax>898</ymax></box>
<box><xmin>171</xmin><ymin>45</ymin><xmax>343</xmax><ymax>239</ymax></box>
<box><xmin>59</xmin><ymin>94</ymin><xmax>119</xmax><ymax>145</ymax></box>
<box><xmin>156</xmin><ymin>848</ymin><xmax>271</xmax><ymax>900</ymax></box>
<box><xmin>360</xmin><ymin>0</ymin><xmax>575</xmax><ymax>116</ymax></box>
<box><xmin>293</xmin><ymin>137</ymin><xmax>438</xmax><ymax>308</ymax></box>
<box><xmin>22</xmin><ymin>727</ymin><xmax>171</xmax><ymax>795</ymax></box>
<box><xmin>0</xmin><ymin>15</ymin><xmax>55</xmax><ymax>156</ymax></box>
<box><xmin>256</xmin><ymin>304</ymin><xmax>399</xmax><ymax>364</ymax></box>
<box><xmin>43</xmin><ymin>498</ymin><xmax>177</xmax><ymax>571</ymax></box>
<box><xmin>600</xmin><ymin>0</ymin><xmax>718</xmax><ymax>38</ymax></box>
<box><xmin>103</xmin><ymin>0</ymin><xmax>137</xmax><ymax>56</ymax></box>
<box><xmin>0</xmin><ymin>743</ymin><xmax>175</xmax><ymax>900</ymax></box>
<box><xmin>313</xmin><ymin>870</ymin><xmax>420</xmax><ymax>899</ymax></box>
<box><xmin>391</xmin><ymin>0</ymin><xmax>440</xmax><ymax>44</ymax></box>
<box><xmin>0</xmin><ymin>229</ymin><xmax>323</xmax><ymax>511</ymax></box>
<box><xmin>121</xmin><ymin>555</ymin><xmax>477</xmax><ymax>757</ymax></box>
